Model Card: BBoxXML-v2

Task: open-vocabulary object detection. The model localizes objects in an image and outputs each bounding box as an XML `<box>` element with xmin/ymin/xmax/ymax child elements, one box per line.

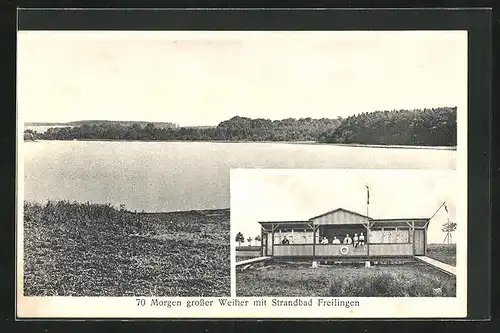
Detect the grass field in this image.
<box><xmin>236</xmin><ymin>262</ymin><xmax>456</xmax><ymax>297</ymax></box>
<box><xmin>23</xmin><ymin>200</ymin><xmax>230</xmax><ymax>296</ymax></box>
<box><xmin>426</xmin><ymin>244</ymin><xmax>456</xmax><ymax>266</ymax></box>
<box><xmin>236</xmin><ymin>245</ymin><xmax>261</xmax><ymax>261</ymax></box>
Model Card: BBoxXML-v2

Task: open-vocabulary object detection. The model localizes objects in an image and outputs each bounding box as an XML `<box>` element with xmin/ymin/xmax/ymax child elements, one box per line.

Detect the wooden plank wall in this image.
<box><xmin>369</xmin><ymin>243</ymin><xmax>413</xmax><ymax>256</ymax></box>
<box><xmin>315</xmin><ymin>244</ymin><xmax>368</xmax><ymax>257</ymax></box>
<box><xmin>273</xmin><ymin>245</ymin><xmax>314</xmax><ymax>257</ymax></box>
<box><xmin>273</xmin><ymin>244</ymin><xmax>413</xmax><ymax>257</ymax></box>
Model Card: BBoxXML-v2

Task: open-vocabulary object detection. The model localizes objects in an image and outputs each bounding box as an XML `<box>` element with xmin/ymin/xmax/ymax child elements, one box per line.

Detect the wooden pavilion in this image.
<box><xmin>259</xmin><ymin>208</ymin><xmax>430</xmax><ymax>260</ymax></box>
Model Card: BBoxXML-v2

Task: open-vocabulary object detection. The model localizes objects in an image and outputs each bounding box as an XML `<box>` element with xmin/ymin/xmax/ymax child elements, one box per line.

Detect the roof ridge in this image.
<box><xmin>309</xmin><ymin>207</ymin><xmax>370</xmax><ymax>220</ymax></box>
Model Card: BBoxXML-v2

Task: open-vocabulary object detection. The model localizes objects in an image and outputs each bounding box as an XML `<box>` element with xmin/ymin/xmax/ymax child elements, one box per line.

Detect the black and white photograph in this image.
<box><xmin>232</xmin><ymin>169</ymin><xmax>461</xmax><ymax>298</ymax></box>
<box><xmin>17</xmin><ymin>29</ymin><xmax>467</xmax><ymax>317</ymax></box>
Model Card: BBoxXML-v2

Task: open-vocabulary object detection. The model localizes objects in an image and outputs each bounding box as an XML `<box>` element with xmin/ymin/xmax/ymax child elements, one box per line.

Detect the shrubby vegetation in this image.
<box><xmin>236</xmin><ymin>263</ymin><xmax>456</xmax><ymax>297</ymax></box>
<box><xmin>25</xmin><ymin>107</ymin><xmax>457</xmax><ymax>146</ymax></box>
<box><xmin>426</xmin><ymin>244</ymin><xmax>456</xmax><ymax>266</ymax></box>
<box><xmin>328</xmin><ymin>268</ymin><xmax>456</xmax><ymax>297</ymax></box>
<box><xmin>24</xmin><ymin>200</ymin><xmax>230</xmax><ymax>296</ymax></box>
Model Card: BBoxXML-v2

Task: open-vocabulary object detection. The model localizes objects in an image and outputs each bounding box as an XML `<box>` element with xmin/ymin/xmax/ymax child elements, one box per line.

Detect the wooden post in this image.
<box><xmin>411</xmin><ymin>222</ymin><xmax>415</xmax><ymax>255</ymax></box>
<box><xmin>271</xmin><ymin>223</ymin><xmax>275</xmax><ymax>257</ymax></box>
<box><xmin>412</xmin><ymin>223</ymin><xmax>416</xmax><ymax>255</ymax></box>
<box><xmin>366</xmin><ymin>223</ymin><xmax>370</xmax><ymax>257</ymax></box>
<box><xmin>312</xmin><ymin>225</ymin><xmax>317</xmax><ymax>261</ymax></box>
<box><xmin>260</xmin><ymin>227</ymin><xmax>264</xmax><ymax>257</ymax></box>
<box><xmin>424</xmin><ymin>226</ymin><xmax>427</xmax><ymax>254</ymax></box>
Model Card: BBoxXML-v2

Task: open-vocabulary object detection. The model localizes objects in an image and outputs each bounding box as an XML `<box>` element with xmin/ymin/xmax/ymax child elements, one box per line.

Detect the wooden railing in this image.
<box><xmin>272</xmin><ymin>243</ymin><xmax>413</xmax><ymax>257</ymax></box>
<box><xmin>315</xmin><ymin>244</ymin><xmax>368</xmax><ymax>257</ymax></box>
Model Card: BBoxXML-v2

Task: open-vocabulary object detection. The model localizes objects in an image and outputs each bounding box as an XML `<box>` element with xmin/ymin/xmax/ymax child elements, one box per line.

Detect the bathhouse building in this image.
<box><xmin>258</xmin><ymin>208</ymin><xmax>430</xmax><ymax>259</ymax></box>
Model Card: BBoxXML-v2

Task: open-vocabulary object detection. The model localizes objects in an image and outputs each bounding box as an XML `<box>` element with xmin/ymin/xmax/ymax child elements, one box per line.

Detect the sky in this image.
<box><xmin>17</xmin><ymin>30</ymin><xmax>467</xmax><ymax>126</ymax></box>
<box><xmin>230</xmin><ymin>169</ymin><xmax>458</xmax><ymax>244</ymax></box>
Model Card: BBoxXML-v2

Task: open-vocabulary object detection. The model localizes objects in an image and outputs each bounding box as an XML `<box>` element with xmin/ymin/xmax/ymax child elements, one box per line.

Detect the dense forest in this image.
<box><xmin>214</xmin><ymin>116</ymin><xmax>342</xmax><ymax>141</ymax></box>
<box><xmin>318</xmin><ymin>107</ymin><xmax>457</xmax><ymax>146</ymax></box>
<box><xmin>24</xmin><ymin>107</ymin><xmax>457</xmax><ymax>146</ymax></box>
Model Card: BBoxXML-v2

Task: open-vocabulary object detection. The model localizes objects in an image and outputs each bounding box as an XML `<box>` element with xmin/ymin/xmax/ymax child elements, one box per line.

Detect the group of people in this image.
<box><xmin>279</xmin><ymin>232</ymin><xmax>366</xmax><ymax>247</ymax></box>
<box><xmin>320</xmin><ymin>233</ymin><xmax>365</xmax><ymax>248</ymax></box>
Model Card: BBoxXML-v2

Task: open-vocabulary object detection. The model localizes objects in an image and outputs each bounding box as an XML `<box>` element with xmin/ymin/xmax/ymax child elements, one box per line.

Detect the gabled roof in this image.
<box><xmin>308</xmin><ymin>207</ymin><xmax>371</xmax><ymax>221</ymax></box>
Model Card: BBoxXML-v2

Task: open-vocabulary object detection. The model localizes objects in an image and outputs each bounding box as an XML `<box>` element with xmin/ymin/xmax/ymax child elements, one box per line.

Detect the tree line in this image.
<box><xmin>24</xmin><ymin>107</ymin><xmax>457</xmax><ymax>146</ymax></box>
<box><xmin>24</xmin><ymin>117</ymin><xmax>343</xmax><ymax>142</ymax></box>
<box><xmin>214</xmin><ymin>116</ymin><xmax>342</xmax><ymax>141</ymax></box>
<box><xmin>236</xmin><ymin>232</ymin><xmax>261</xmax><ymax>246</ymax></box>
<box><xmin>25</xmin><ymin>123</ymin><xmax>216</xmax><ymax>141</ymax></box>
<box><xmin>319</xmin><ymin>107</ymin><xmax>457</xmax><ymax>146</ymax></box>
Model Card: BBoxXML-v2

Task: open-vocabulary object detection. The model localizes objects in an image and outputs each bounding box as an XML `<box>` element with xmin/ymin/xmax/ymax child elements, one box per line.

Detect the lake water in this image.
<box><xmin>23</xmin><ymin>141</ymin><xmax>456</xmax><ymax>212</ymax></box>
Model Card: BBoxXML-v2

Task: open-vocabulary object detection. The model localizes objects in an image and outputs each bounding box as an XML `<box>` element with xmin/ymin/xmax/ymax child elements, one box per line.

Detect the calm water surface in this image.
<box><xmin>23</xmin><ymin>141</ymin><xmax>456</xmax><ymax>212</ymax></box>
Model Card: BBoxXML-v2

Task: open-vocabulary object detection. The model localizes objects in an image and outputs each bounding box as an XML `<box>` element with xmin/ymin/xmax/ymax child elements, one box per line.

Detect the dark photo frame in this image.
<box><xmin>8</xmin><ymin>7</ymin><xmax>491</xmax><ymax>324</ymax></box>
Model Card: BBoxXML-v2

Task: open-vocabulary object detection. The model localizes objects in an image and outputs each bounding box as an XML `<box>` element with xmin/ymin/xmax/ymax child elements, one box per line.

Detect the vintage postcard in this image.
<box><xmin>17</xmin><ymin>29</ymin><xmax>466</xmax><ymax>318</ymax></box>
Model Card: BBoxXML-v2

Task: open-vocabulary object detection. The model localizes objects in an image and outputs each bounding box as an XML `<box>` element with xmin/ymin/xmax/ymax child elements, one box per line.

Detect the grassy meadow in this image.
<box><xmin>236</xmin><ymin>262</ymin><xmax>456</xmax><ymax>297</ymax></box>
<box><xmin>426</xmin><ymin>244</ymin><xmax>456</xmax><ymax>266</ymax></box>
<box><xmin>23</xmin><ymin>200</ymin><xmax>230</xmax><ymax>296</ymax></box>
<box><xmin>236</xmin><ymin>245</ymin><xmax>261</xmax><ymax>261</ymax></box>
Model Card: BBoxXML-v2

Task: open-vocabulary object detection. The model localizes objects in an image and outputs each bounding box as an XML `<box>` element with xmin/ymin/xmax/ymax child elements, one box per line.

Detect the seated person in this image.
<box><xmin>359</xmin><ymin>232</ymin><xmax>365</xmax><ymax>246</ymax></box>
<box><xmin>353</xmin><ymin>233</ymin><xmax>359</xmax><ymax>247</ymax></box>
<box><xmin>281</xmin><ymin>236</ymin><xmax>290</xmax><ymax>244</ymax></box>
<box><xmin>343</xmin><ymin>234</ymin><xmax>352</xmax><ymax>245</ymax></box>
<box><xmin>331</xmin><ymin>236</ymin><xmax>341</xmax><ymax>244</ymax></box>
<box><xmin>320</xmin><ymin>236</ymin><xmax>329</xmax><ymax>244</ymax></box>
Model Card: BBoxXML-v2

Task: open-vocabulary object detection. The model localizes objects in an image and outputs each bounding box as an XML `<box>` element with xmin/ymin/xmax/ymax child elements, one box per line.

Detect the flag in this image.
<box><xmin>366</xmin><ymin>185</ymin><xmax>370</xmax><ymax>205</ymax></box>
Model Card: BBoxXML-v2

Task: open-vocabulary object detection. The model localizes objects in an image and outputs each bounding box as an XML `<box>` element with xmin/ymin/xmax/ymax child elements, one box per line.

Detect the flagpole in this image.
<box><xmin>365</xmin><ymin>185</ymin><xmax>370</xmax><ymax>217</ymax></box>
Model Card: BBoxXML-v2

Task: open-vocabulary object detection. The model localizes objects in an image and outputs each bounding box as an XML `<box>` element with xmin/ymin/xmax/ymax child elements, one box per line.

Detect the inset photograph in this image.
<box><xmin>232</xmin><ymin>169</ymin><xmax>459</xmax><ymax>297</ymax></box>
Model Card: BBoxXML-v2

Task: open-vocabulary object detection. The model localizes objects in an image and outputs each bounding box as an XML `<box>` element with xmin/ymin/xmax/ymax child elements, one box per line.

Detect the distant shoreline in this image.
<box><xmin>320</xmin><ymin>143</ymin><xmax>457</xmax><ymax>151</ymax></box>
<box><xmin>24</xmin><ymin>138</ymin><xmax>457</xmax><ymax>150</ymax></box>
<box><xmin>25</xmin><ymin>109</ymin><xmax>457</xmax><ymax>149</ymax></box>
